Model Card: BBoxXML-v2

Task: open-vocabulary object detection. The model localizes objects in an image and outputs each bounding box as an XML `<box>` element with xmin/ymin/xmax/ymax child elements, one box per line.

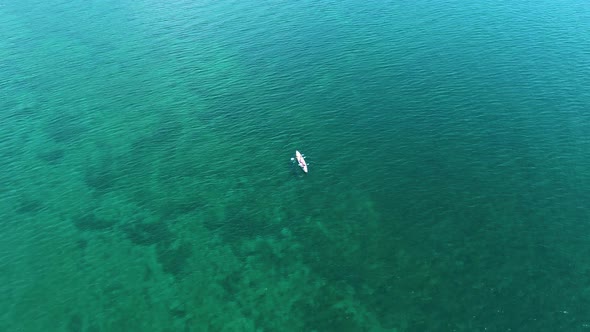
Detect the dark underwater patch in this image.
<box><xmin>122</xmin><ymin>219</ymin><xmax>172</xmax><ymax>246</ymax></box>
<box><xmin>156</xmin><ymin>242</ymin><xmax>192</xmax><ymax>277</ymax></box>
<box><xmin>38</xmin><ymin>149</ymin><xmax>65</xmax><ymax>164</ymax></box>
<box><xmin>156</xmin><ymin>192</ymin><xmax>204</xmax><ymax>220</ymax></box>
<box><xmin>202</xmin><ymin>202</ymin><xmax>280</xmax><ymax>245</ymax></box>
<box><xmin>16</xmin><ymin>199</ymin><xmax>44</xmax><ymax>214</ymax></box>
<box><xmin>169</xmin><ymin>300</ymin><xmax>187</xmax><ymax>318</ymax></box>
<box><xmin>67</xmin><ymin>313</ymin><xmax>83</xmax><ymax>332</ymax></box>
<box><xmin>45</xmin><ymin>114</ymin><xmax>86</xmax><ymax>144</ymax></box>
<box><xmin>86</xmin><ymin>325</ymin><xmax>100</xmax><ymax>332</ymax></box>
<box><xmin>73</xmin><ymin>213</ymin><xmax>116</xmax><ymax>231</ymax></box>
<box><xmin>220</xmin><ymin>270</ymin><xmax>242</xmax><ymax>298</ymax></box>
<box><xmin>82</xmin><ymin>149</ymin><xmax>128</xmax><ymax>198</ymax></box>
<box><xmin>84</xmin><ymin>167</ymin><xmax>119</xmax><ymax>193</ymax></box>
<box><xmin>153</xmin><ymin>118</ymin><xmax>184</xmax><ymax>144</ymax></box>
<box><xmin>295</xmin><ymin>286</ymin><xmax>361</xmax><ymax>332</ymax></box>
<box><xmin>130</xmin><ymin>118</ymin><xmax>183</xmax><ymax>155</ymax></box>
<box><xmin>76</xmin><ymin>238</ymin><xmax>88</xmax><ymax>250</ymax></box>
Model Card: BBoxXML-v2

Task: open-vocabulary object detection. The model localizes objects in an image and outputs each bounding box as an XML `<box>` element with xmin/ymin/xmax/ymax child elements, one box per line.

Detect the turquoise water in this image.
<box><xmin>1</xmin><ymin>0</ymin><xmax>590</xmax><ymax>331</ymax></box>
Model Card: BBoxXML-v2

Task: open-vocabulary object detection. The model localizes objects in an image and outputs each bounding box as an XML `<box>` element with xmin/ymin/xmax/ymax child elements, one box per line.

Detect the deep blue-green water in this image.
<box><xmin>1</xmin><ymin>0</ymin><xmax>590</xmax><ymax>331</ymax></box>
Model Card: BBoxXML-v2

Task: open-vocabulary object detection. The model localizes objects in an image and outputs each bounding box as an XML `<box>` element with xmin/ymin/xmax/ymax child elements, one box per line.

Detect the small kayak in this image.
<box><xmin>295</xmin><ymin>150</ymin><xmax>308</xmax><ymax>173</ymax></box>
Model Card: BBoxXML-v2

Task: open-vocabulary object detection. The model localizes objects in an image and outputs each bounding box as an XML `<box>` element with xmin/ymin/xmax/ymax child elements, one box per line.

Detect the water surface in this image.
<box><xmin>1</xmin><ymin>0</ymin><xmax>589</xmax><ymax>331</ymax></box>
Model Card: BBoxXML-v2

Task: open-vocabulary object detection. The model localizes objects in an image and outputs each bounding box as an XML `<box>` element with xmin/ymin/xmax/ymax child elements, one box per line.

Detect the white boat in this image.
<box><xmin>295</xmin><ymin>150</ymin><xmax>308</xmax><ymax>173</ymax></box>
